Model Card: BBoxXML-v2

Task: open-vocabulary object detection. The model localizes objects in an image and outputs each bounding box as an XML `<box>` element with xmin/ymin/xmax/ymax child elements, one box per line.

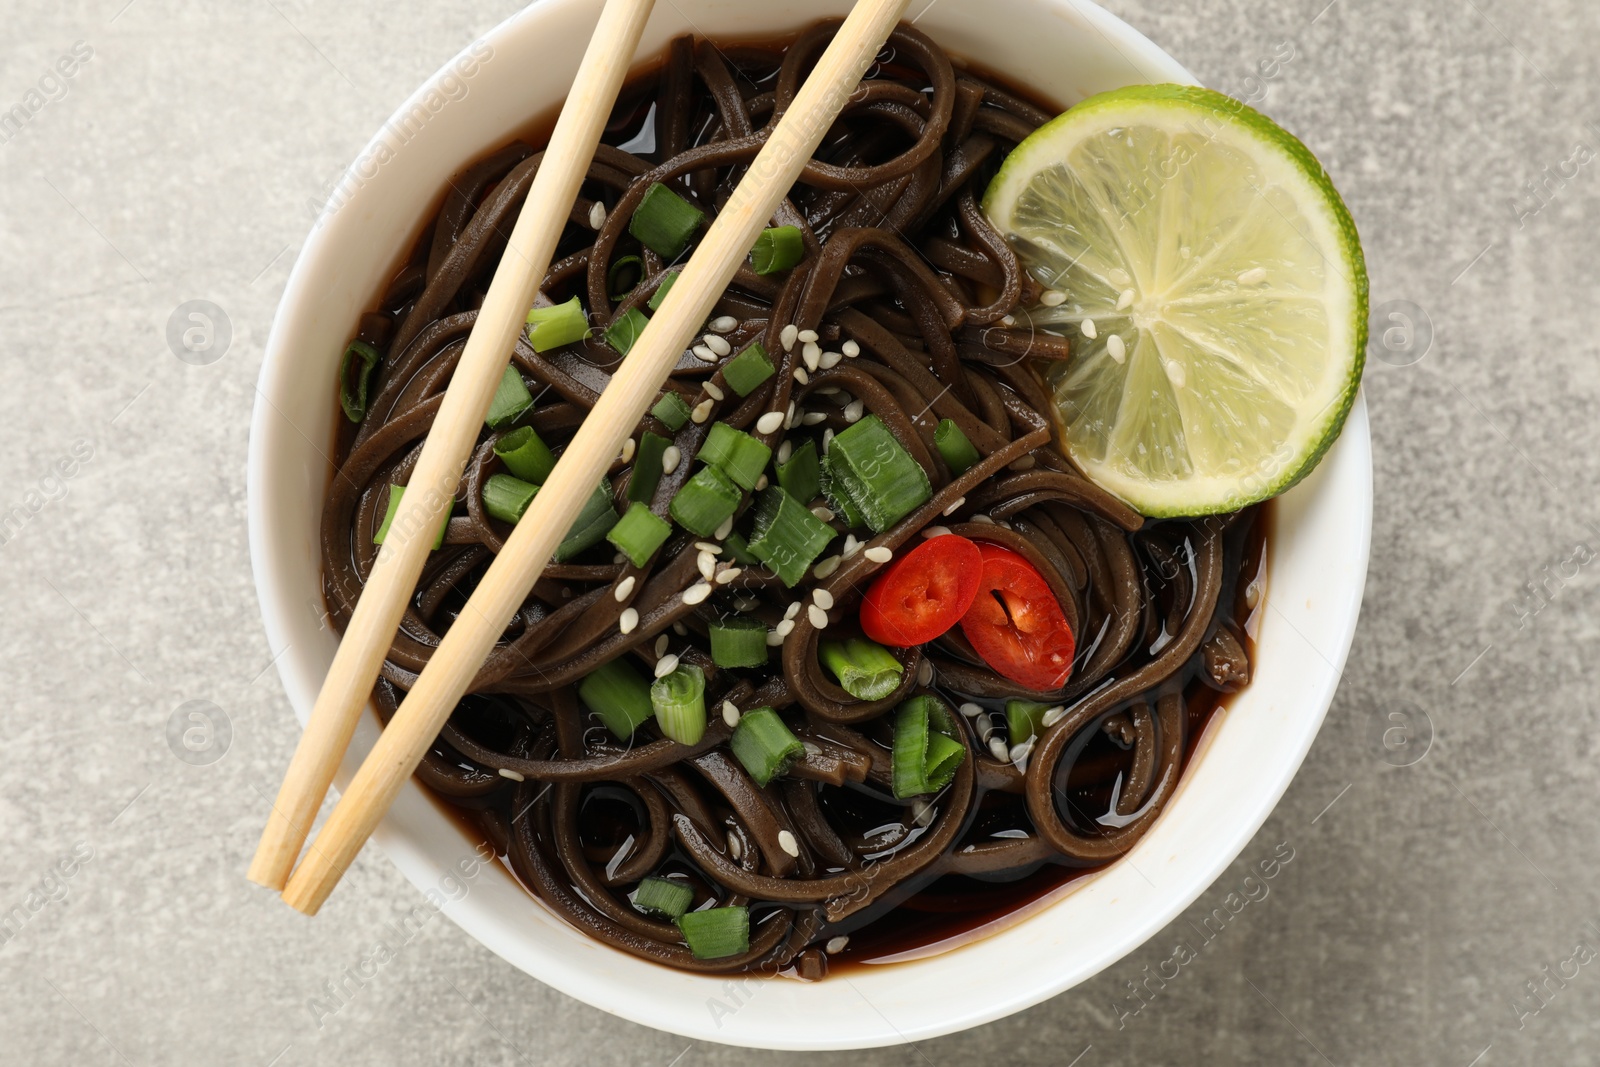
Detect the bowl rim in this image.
<box><xmin>248</xmin><ymin>0</ymin><xmax>1373</xmax><ymax>1049</ymax></box>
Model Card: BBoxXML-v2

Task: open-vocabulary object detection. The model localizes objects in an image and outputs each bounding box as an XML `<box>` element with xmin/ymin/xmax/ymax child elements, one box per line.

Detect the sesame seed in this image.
<box><xmin>841</xmin><ymin>340</ymin><xmax>860</xmax><ymax>358</ymax></box>
<box><xmin>655</xmin><ymin>635</ymin><xmax>670</xmax><ymax>657</ymax></box>
<box><xmin>662</xmin><ymin>445</ymin><xmax>681</xmax><ymax>473</ymax></box>
<box><xmin>755</xmin><ymin>474</ymin><xmax>768</xmax><ymax>490</ymax></box>
<box><xmin>1011</xmin><ymin>455</ymin><xmax>1036</xmax><ymax>471</ymax></box>
<box><xmin>822</xmin><ymin>428</ymin><xmax>834</xmax><ymax>453</ymax></box>
<box><xmin>812</xmin><ymin>588</ymin><xmax>835</xmax><ymax>610</ymax></box>
<box><xmin>1244</xmin><ymin>580</ymin><xmax>1262</xmax><ymax>610</ymax></box>
<box><xmin>694</xmin><ymin>541</ymin><xmax>721</xmax><ymax>554</ymax></box>
<box><xmin>682</xmin><ymin>582</ymin><xmax>711</xmax><ymax>605</ymax></box>
<box><xmin>1116</xmin><ymin>288</ymin><xmax>1134</xmax><ymax>310</ymax></box>
<box><xmin>825</xmin><ymin>936</ymin><xmax>849</xmax><ymax>954</ymax></box>
<box><xmin>1109</xmin><ymin>267</ymin><xmax>1132</xmax><ymax>286</ymax></box>
<box><xmin>709</xmin><ymin>315</ymin><xmax>738</xmax><ymax>333</ymax></box>
<box><xmin>698</xmin><ymin>551</ymin><xmax>716</xmax><ymax>579</ymax></box>
<box><xmin>776</xmin><ymin>618</ymin><xmax>796</xmax><ymax>637</ymax></box>
<box><xmin>690</xmin><ymin>399</ymin><xmax>713</xmax><ymax>424</ymax></box>
<box><xmin>1041</xmin><ymin>705</ymin><xmax>1067</xmax><ymax>728</ymax></box>
<box><xmin>793</xmin><ymin>366</ymin><xmax>810</xmax><ymax>385</ymax></box>
<box><xmin>776</xmin><ymin>440</ymin><xmax>792</xmax><ymax>466</ymax></box>
<box><xmin>1040</xmin><ymin>289</ymin><xmax>1066</xmax><ymax>307</ymax></box>
<box><xmin>692</xmin><ymin>344</ymin><xmax>718</xmax><ymax>363</ymax></box>
<box><xmin>976</xmin><ymin>713</ymin><xmax>996</xmax><ymax>743</ymax></box>
<box><xmin>702</xmin><ymin>381</ymin><xmax>725</xmax><ymax>402</ymax></box>
<box><xmin>714</xmin><ymin>515</ymin><xmax>734</xmax><ymax>540</ymax></box>
<box><xmin>1009</xmin><ymin>738</ymin><xmax>1035</xmax><ymax>764</ymax></box>
<box><xmin>703</xmin><ymin>334</ymin><xmax>732</xmax><ymax>357</ymax></box>
<box><xmin>780</xmin><ymin>324</ymin><xmax>799</xmax><ymax>351</ymax></box>
<box><xmin>797</xmin><ymin>328</ymin><xmax>819</xmax><ymax>344</ymax></box>
<box><xmin>733</xmin><ymin>596</ymin><xmax>760</xmax><ymax>611</ymax></box>
<box><xmin>1082</xmin><ymin>318</ymin><xmax>1097</xmax><ymax>340</ymax></box>
<box><xmin>842</xmin><ymin>535</ymin><xmax>860</xmax><ymax>558</ymax></box>
<box><xmin>818</xmin><ymin>350</ymin><xmax>841</xmax><ymax>370</ymax></box>
<box><xmin>802</xmin><ymin>341</ymin><xmax>821</xmax><ymax>371</ymax></box>
<box><xmin>1000</xmin><ymin>314</ymin><xmax>1016</xmax><ymax>327</ymax></box>
<box><xmin>1106</xmin><ymin>334</ymin><xmax>1126</xmax><ymax>364</ymax></box>
<box><xmin>715</xmin><ymin>566</ymin><xmax>741</xmax><ymax>584</ymax></box>
<box><xmin>766</xmin><ymin>629</ymin><xmax>784</xmax><ymax>646</ymax></box>
<box><xmin>785</xmin><ymin>601</ymin><xmax>802</xmax><ymax>620</ymax></box>
<box><xmin>588</xmin><ymin>201</ymin><xmax>607</xmax><ymax>229</ymax></box>
<box><xmin>802</xmin><ymin>742</ymin><xmax>822</xmax><ymax>758</ymax></box>
<box><xmin>988</xmin><ymin>737</ymin><xmax>1010</xmax><ymax>761</ymax></box>
<box><xmin>941</xmin><ymin>496</ymin><xmax>965</xmax><ymax>517</ymax></box>
<box><xmin>655</xmin><ymin>653</ymin><xmax>680</xmax><ymax>678</ymax></box>
<box><xmin>619</xmin><ymin>608</ymin><xmax>639</xmax><ymax>633</ymax></box>
<box><xmin>619</xmin><ymin>437</ymin><xmax>636</xmax><ymax>463</ymax></box>
<box><xmin>810</xmin><ymin>505</ymin><xmax>835</xmax><ymax>522</ymax></box>
<box><xmin>801</xmin><ymin>411</ymin><xmax>827</xmax><ymax>425</ymax></box>
<box><xmin>614</xmin><ymin>576</ymin><xmax>636</xmax><ymax>601</ymax></box>
<box><xmin>756</xmin><ymin>410</ymin><xmax>785</xmax><ymax>434</ymax></box>
<box><xmin>784</xmin><ymin>404</ymin><xmax>797</xmax><ymax>431</ymax></box>
<box><xmin>864</xmin><ymin>546</ymin><xmax>892</xmax><ymax>564</ymax></box>
<box><xmin>916</xmin><ymin>659</ymin><xmax>933</xmax><ymax>686</ymax></box>
<box><xmin>970</xmin><ymin>513</ymin><xmax>995</xmax><ymax>525</ymax></box>
<box><xmin>499</xmin><ymin>767</ymin><xmax>526</xmax><ymax>782</ymax></box>
<box><xmin>778</xmin><ymin>830</ymin><xmax>800</xmax><ymax>857</ymax></box>
<box><xmin>912</xmin><ymin>798</ymin><xmax>935</xmax><ymax>827</ymax></box>
<box><xmin>722</xmin><ymin>701</ymin><xmax>741</xmax><ymax>727</ymax></box>
<box><xmin>1165</xmin><ymin>360</ymin><xmax>1187</xmax><ymax>388</ymax></box>
<box><xmin>959</xmin><ymin>702</ymin><xmax>982</xmax><ymax>718</ymax></box>
<box><xmin>727</xmin><ymin>832</ymin><xmax>743</xmax><ymax>860</ymax></box>
<box><xmin>812</xmin><ymin>555</ymin><xmax>841</xmax><ymax>580</ymax></box>
<box><xmin>1238</xmin><ymin>267</ymin><xmax>1267</xmax><ymax>285</ymax></box>
<box><xmin>843</xmin><ymin>399</ymin><xmax>864</xmax><ymax>423</ymax></box>
<box><xmin>921</xmin><ymin>524</ymin><xmax>951</xmax><ymax>539</ymax></box>
<box><xmin>808</xmin><ymin>604</ymin><xmax>829</xmax><ymax>629</ymax></box>
<box><xmin>672</xmin><ymin>621</ymin><xmax>687</xmax><ymax>636</ymax></box>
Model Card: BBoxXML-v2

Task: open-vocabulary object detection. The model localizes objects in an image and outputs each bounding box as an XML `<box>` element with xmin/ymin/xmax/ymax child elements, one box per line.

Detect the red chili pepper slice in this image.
<box><xmin>958</xmin><ymin>543</ymin><xmax>1075</xmax><ymax>690</ymax></box>
<box><xmin>860</xmin><ymin>535</ymin><xmax>983</xmax><ymax>647</ymax></box>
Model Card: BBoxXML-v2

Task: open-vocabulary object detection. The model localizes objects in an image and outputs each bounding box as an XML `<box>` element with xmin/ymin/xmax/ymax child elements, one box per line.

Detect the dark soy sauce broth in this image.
<box><xmin>340</xmin><ymin>34</ymin><xmax>1275</xmax><ymax>976</ymax></box>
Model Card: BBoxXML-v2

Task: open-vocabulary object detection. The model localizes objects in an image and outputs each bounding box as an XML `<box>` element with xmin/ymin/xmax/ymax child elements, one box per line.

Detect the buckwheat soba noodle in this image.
<box><xmin>323</xmin><ymin>22</ymin><xmax>1267</xmax><ymax>978</ymax></box>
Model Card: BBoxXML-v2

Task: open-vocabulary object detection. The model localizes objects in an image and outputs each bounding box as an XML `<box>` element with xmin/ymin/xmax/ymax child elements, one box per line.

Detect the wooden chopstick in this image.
<box><xmin>280</xmin><ymin>0</ymin><xmax>914</xmax><ymax>915</ymax></box>
<box><xmin>247</xmin><ymin>0</ymin><xmax>658</xmax><ymax>893</ymax></box>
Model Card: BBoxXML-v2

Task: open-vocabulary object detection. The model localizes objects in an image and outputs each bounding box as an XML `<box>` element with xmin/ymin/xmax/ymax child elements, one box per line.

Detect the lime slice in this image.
<box><xmin>983</xmin><ymin>85</ymin><xmax>1367</xmax><ymax>518</ymax></box>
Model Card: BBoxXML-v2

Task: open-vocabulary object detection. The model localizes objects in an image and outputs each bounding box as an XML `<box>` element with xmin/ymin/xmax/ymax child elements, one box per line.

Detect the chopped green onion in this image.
<box><xmin>632</xmin><ymin>876</ymin><xmax>693</xmax><ymax>919</ymax></box>
<box><xmin>373</xmin><ymin>484</ymin><xmax>449</xmax><ymax>549</ymax></box>
<box><xmin>555</xmin><ymin>480</ymin><xmax>619</xmax><ymax>561</ymax></box>
<box><xmin>698</xmin><ymin>422</ymin><xmax>771</xmax><ymax>491</ymax></box>
<box><xmin>709</xmin><ymin>616</ymin><xmax>768</xmax><ymax>669</ymax></box>
<box><xmin>722</xmin><ymin>341</ymin><xmax>774</xmax><ymax>397</ymax></box>
<box><xmin>630</xmin><ymin>182</ymin><xmax>705</xmax><ymax>259</ymax></box>
<box><xmin>729</xmin><ymin>707</ymin><xmax>804</xmax><ymax>786</ymax></box>
<box><xmin>1005</xmin><ymin>699</ymin><xmax>1050</xmax><ymax>744</ymax></box>
<box><xmin>604</xmin><ymin>306</ymin><xmax>650</xmax><ymax>357</ymax></box>
<box><xmin>750</xmin><ymin>225</ymin><xmax>804</xmax><ymax>274</ymax></box>
<box><xmin>607</xmin><ymin>255</ymin><xmax>643</xmax><ymax>300</ymax></box>
<box><xmin>651</xmin><ymin>391</ymin><xmax>692</xmax><ymax>432</ymax></box>
<box><xmin>525</xmin><ymin>296</ymin><xmax>590</xmax><ymax>352</ymax></box>
<box><xmin>628</xmin><ymin>431</ymin><xmax>670</xmax><ymax>503</ymax></box>
<box><xmin>827</xmin><ymin>414</ymin><xmax>932</xmax><ymax>532</ymax></box>
<box><xmin>607</xmin><ymin>501</ymin><xmax>672</xmax><ymax>567</ymax></box>
<box><xmin>720</xmin><ymin>531</ymin><xmax>760</xmax><ymax>565</ymax></box>
<box><xmin>746</xmin><ymin>486</ymin><xmax>835</xmax><ymax>587</ymax></box>
<box><xmin>677</xmin><ymin>905</ymin><xmax>748</xmax><ymax>959</ymax></box>
<box><xmin>820</xmin><ymin>637</ymin><xmax>903</xmax><ymax>700</ymax></box>
<box><xmin>776</xmin><ymin>439</ymin><xmax>821</xmax><ymax>505</ymax></box>
<box><xmin>669</xmin><ymin>465</ymin><xmax>742</xmax><ymax>538</ymax></box>
<box><xmin>338</xmin><ymin>340</ymin><xmax>380</xmax><ymax>423</ymax></box>
<box><xmin>578</xmin><ymin>657</ymin><xmax>654</xmax><ymax>740</ymax></box>
<box><xmin>484</xmin><ymin>477</ymin><xmax>618</xmax><ymax>561</ymax></box>
<box><xmin>482</xmin><ymin>473</ymin><xmax>539</xmax><ymax>525</ymax></box>
<box><xmin>493</xmin><ymin>425</ymin><xmax>556</xmax><ymax>484</ymax></box>
<box><xmin>648</xmin><ymin>270</ymin><xmax>680</xmax><ymax>310</ymax></box>
<box><xmin>892</xmin><ymin>695</ymin><xmax>965</xmax><ymax>799</ymax></box>
<box><xmin>650</xmin><ymin>662</ymin><xmax>707</xmax><ymax>745</ymax></box>
<box><xmin>819</xmin><ymin>452</ymin><xmax>869</xmax><ymax>529</ymax></box>
<box><xmin>485</xmin><ymin>364</ymin><xmax>534</xmax><ymax>429</ymax></box>
<box><xmin>935</xmin><ymin>418</ymin><xmax>982</xmax><ymax>475</ymax></box>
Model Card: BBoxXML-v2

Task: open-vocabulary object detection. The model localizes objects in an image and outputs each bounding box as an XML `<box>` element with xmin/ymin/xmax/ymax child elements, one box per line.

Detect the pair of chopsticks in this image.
<box><xmin>252</xmin><ymin>0</ymin><xmax>914</xmax><ymax>915</ymax></box>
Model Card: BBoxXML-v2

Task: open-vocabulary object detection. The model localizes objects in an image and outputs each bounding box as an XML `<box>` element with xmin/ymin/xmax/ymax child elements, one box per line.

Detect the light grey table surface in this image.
<box><xmin>3</xmin><ymin>0</ymin><xmax>1595</xmax><ymax>1063</ymax></box>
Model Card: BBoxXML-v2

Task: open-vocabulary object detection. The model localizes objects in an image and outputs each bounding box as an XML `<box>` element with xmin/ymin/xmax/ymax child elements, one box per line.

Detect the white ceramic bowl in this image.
<box><xmin>249</xmin><ymin>0</ymin><xmax>1371</xmax><ymax>1049</ymax></box>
